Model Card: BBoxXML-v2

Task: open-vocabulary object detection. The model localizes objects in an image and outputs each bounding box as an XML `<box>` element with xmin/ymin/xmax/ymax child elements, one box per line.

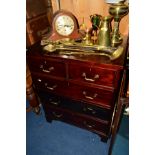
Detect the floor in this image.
<box><xmin>26</xmin><ymin>102</ymin><xmax>129</xmax><ymax>155</ymax></box>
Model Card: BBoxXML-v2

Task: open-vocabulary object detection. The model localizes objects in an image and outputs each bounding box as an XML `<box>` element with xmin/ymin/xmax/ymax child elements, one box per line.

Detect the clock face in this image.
<box><xmin>55</xmin><ymin>15</ymin><xmax>75</xmax><ymax>36</ymax></box>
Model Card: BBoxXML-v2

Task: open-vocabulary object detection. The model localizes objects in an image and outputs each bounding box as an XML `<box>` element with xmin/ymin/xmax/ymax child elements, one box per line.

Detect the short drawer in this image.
<box><xmin>32</xmin><ymin>75</ymin><xmax>68</xmax><ymax>95</ymax></box>
<box><xmin>68</xmin><ymin>83</ymin><xmax>115</xmax><ymax>109</ymax></box>
<box><xmin>68</xmin><ymin>63</ymin><xmax>120</xmax><ymax>88</ymax></box>
<box><xmin>38</xmin><ymin>91</ymin><xmax>112</xmax><ymax>121</ymax></box>
<box><xmin>44</xmin><ymin>106</ymin><xmax>71</xmax><ymax>122</ymax></box>
<box><xmin>28</xmin><ymin>57</ymin><xmax>66</xmax><ymax>78</ymax></box>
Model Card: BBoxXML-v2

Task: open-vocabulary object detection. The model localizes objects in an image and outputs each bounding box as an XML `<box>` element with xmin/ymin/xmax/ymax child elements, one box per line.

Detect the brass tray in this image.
<box><xmin>41</xmin><ymin>38</ymin><xmax>124</xmax><ymax>60</ymax></box>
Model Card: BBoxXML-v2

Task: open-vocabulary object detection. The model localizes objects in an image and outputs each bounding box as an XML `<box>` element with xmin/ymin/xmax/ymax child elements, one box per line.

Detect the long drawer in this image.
<box><xmin>32</xmin><ymin>74</ymin><xmax>115</xmax><ymax>109</ymax></box>
<box><xmin>43</xmin><ymin>105</ymin><xmax>110</xmax><ymax>137</ymax></box>
<box><xmin>38</xmin><ymin>91</ymin><xmax>113</xmax><ymax>121</ymax></box>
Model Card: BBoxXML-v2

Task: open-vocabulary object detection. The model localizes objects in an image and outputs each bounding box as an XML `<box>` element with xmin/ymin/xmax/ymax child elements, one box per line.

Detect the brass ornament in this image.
<box><xmin>97</xmin><ymin>16</ymin><xmax>113</xmax><ymax>47</ymax></box>
<box><xmin>41</xmin><ymin>38</ymin><xmax>124</xmax><ymax>60</ymax></box>
<box><xmin>40</xmin><ymin>7</ymin><xmax>128</xmax><ymax>60</ymax></box>
<box><xmin>109</xmin><ymin>1</ymin><xmax>129</xmax><ymax>47</ymax></box>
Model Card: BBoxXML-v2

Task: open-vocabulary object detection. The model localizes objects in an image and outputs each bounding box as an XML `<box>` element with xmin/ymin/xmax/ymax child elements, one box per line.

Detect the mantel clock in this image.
<box><xmin>47</xmin><ymin>10</ymin><xmax>82</xmax><ymax>41</ymax></box>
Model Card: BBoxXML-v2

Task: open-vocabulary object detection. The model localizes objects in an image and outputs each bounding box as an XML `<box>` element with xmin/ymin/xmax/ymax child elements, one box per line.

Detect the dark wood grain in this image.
<box><xmin>26</xmin><ymin>40</ymin><xmax>127</xmax><ymax>142</ymax></box>
<box><xmin>28</xmin><ymin>57</ymin><xmax>66</xmax><ymax>78</ymax></box>
<box><xmin>26</xmin><ymin>15</ymin><xmax>50</xmax><ymax>45</ymax></box>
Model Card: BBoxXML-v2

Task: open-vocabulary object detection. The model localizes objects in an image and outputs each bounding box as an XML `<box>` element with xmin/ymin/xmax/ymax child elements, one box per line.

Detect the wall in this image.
<box><xmin>51</xmin><ymin>0</ymin><xmax>129</xmax><ymax>36</ymax></box>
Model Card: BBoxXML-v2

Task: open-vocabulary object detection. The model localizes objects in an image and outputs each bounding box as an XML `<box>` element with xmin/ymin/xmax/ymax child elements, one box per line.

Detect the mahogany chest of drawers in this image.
<box><xmin>27</xmin><ymin>42</ymin><xmax>127</xmax><ymax>141</ymax></box>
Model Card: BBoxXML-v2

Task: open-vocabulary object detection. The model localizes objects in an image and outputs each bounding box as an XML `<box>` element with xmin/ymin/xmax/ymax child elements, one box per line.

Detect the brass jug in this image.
<box><xmin>97</xmin><ymin>16</ymin><xmax>113</xmax><ymax>47</ymax></box>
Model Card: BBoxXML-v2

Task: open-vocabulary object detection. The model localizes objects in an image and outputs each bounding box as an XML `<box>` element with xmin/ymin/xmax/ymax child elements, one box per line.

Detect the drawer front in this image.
<box><xmin>68</xmin><ymin>63</ymin><xmax>119</xmax><ymax>88</ymax></box>
<box><xmin>68</xmin><ymin>83</ymin><xmax>115</xmax><ymax>109</ymax></box>
<box><xmin>71</xmin><ymin>112</ymin><xmax>110</xmax><ymax>135</ymax></box>
<box><xmin>38</xmin><ymin>91</ymin><xmax>112</xmax><ymax>121</ymax></box>
<box><xmin>32</xmin><ymin>75</ymin><xmax>68</xmax><ymax>95</ymax></box>
<box><xmin>26</xmin><ymin>15</ymin><xmax>50</xmax><ymax>43</ymax></box>
<box><xmin>28</xmin><ymin>57</ymin><xmax>66</xmax><ymax>78</ymax></box>
<box><xmin>44</xmin><ymin>105</ymin><xmax>110</xmax><ymax>135</ymax></box>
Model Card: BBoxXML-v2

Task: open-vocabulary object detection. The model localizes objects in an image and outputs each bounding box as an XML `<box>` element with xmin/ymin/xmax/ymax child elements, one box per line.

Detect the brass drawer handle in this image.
<box><xmin>83</xmin><ymin>107</ymin><xmax>96</xmax><ymax>114</ymax></box>
<box><xmin>82</xmin><ymin>72</ymin><xmax>99</xmax><ymax>82</ymax></box>
<box><xmin>84</xmin><ymin>121</ymin><xmax>95</xmax><ymax>129</ymax></box>
<box><xmin>37</xmin><ymin>78</ymin><xmax>42</xmax><ymax>82</ymax></box>
<box><xmin>49</xmin><ymin>99</ymin><xmax>60</xmax><ymax>106</ymax></box>
<box><xmin>52</xmin><ymin>112</ymin><xmax>63</xmax><ymax>118</ymax></box>
<box><xmin>45</xmin><ymin>83</ymin><xmax>57</xmax><ymax>90</ymax></box>
<box><xmin>40</xmin><ymin>65</ymin><xmax>54</xmax><ymax>73</ymax></box>
<box><xmin>83</xmin><ymin>91</ymin><xmax>98</xmax><ymax>100</ymax></box>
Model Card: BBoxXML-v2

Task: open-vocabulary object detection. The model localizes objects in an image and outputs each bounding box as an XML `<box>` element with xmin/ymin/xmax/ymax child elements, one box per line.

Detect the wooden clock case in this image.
<box><xmin>47</xmin><ymin>10</ymin><xmax>82</xmax><ymax>41</ymax></box>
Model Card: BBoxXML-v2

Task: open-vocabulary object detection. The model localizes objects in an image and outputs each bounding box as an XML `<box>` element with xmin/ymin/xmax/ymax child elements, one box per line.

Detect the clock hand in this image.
<box><xmin>57</xmin><ymin>25</ymin><xmax>70</xmax><ymax>28</ymax></box>
<box><xmin>57</xmin><ymin>24</ymin><xmax>73</xmax><ymax>27</ymax></box>
<box><xmin>64</xmin><ymin>25</ymin><xmax>74</xmax><ymax>27</ymax></box>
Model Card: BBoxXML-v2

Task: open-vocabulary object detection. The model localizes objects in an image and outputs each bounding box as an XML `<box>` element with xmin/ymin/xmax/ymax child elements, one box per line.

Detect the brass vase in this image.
<box><xmin>109</xmin><ymin>1</ymin><xmax>129</xmax><ymax>47</ymax></box>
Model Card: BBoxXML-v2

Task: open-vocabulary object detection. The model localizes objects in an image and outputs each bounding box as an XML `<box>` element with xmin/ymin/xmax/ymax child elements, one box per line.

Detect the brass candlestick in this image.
<box><xmin>109</xmin><ymin>1</ymin><xmax>129</xmax><ymax>47</ymax></box>
<box><xmin>82</xmin><ymin>28</ymin><xmax>93</xmax><ymax>46</ymax></box>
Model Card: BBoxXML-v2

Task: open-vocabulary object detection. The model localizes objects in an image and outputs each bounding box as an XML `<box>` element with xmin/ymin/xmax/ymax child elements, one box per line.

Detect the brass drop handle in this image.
<box><xmin>37</xmin><ymin>78</ymin><xmax>42</xmax><ymax>82</ymax></box>
<box><xmin>52</xmin><ymin>112</ymin><xmax>63</xmax><ymax>118</ymax></box>
<box><xmin>83</xmin><ymin>91</ymin><xmax>98</xmax><ymax>100</ymax></box>
<box><xmin>82</xmin><ymin>72</ymin><xmax>99</xmax><ymax>82</ymax></box>
<box><xmin>40</xmin><ymin>65</ymin><xmax>54</xmax><ymax>73</ymax></box>
<box><xmin>84</xmin><ymin>121</ymin><xmax>95</xmax><ymax>128</ymax></box>
<box><xmin>83</xmin><ymin>107</ymin><xmax>96</xmax><ymax>114</ymax></box>
<box><xmin>49</xmin><ymin>99</ymin><xmax>60</xmax><ymax>106</ymax></box>
<box><xmin>45</xmin><ymin>83</ymin><xmax>57</xmax><ymax>90</ymax></box>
